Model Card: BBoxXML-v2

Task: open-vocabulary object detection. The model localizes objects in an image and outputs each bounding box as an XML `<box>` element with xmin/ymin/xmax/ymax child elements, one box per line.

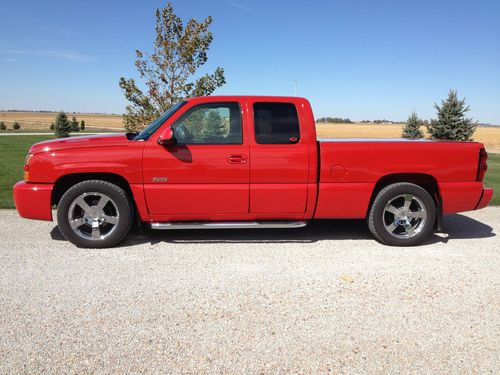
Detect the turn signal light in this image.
<box><xmin>23</xmin><ymin>154</ymin><xmax>33</xmax><ymax>182</ymax></box>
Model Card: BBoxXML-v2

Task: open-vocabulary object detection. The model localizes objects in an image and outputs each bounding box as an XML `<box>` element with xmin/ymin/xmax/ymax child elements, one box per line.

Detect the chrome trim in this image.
<box><xmin>149</xmin><ymin>221</ymin><xmax>307</xmax><ymax>230</ymax></box>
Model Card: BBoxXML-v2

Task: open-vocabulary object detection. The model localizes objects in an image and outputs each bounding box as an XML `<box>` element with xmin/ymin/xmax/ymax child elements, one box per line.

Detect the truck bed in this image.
<box><xmin>314</xmin><ymin>138</ymin><xmax>484</xmax><ymax>218</ymax></box>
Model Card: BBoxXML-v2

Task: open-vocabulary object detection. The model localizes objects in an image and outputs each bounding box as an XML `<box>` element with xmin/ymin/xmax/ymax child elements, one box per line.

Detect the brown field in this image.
<box><xmin>0</xmin><ymin>111</ymin><xmax>123</xmax><ymax>130</ymax></box>
<box><xmin>1</xmin><ymin>111</ymin><xmax>499</xmax><ymax>152</ymax></box>
<box><xmin>316</xmin><ymin>123</ymin><xmax>500</xmax><ymax>153</ymax></box>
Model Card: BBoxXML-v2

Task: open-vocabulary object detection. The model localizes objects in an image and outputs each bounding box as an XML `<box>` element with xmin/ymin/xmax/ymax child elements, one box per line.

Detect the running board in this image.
<box><xmin>149</xmin><ymin>220</ymin><xmax>307</xmax><ymax>230</ymax></box>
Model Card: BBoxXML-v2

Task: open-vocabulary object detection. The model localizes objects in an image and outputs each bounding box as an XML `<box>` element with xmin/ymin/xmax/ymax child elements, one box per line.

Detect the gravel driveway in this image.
<box><xmin>0</xmin><ymin>208</ymin><xmax>499</xmax><ymax>373</ymax></box>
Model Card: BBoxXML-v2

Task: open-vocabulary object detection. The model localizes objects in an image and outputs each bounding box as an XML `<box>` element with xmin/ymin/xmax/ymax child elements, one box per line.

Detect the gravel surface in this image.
<box><xmin>0</xmin><ymin>208</ymin><xmax>499</xmax><ymax>373</ymax></box>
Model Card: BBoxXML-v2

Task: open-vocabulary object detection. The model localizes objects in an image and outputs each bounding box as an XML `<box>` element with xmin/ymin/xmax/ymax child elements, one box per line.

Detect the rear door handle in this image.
<box><xmin>228</xmin><ymin>154</ymin><xmax>247</xmax><ymax>164</ymax></box>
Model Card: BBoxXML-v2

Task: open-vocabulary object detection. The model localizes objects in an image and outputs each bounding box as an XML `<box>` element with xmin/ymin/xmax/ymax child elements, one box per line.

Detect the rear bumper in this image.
<box><xmin>13</xmin><ymin>181</ymin><xmax>53</xmax><ymax>221</ymax></box>
<box><xmin>475</xmin><ymin>187</ymin><xmax>493</xmax><ymax>210</ymax></box>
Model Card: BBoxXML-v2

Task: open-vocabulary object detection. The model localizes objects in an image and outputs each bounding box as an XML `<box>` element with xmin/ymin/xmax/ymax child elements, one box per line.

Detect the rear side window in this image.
<box><xmin>253</xmin><ymin>102</ymin><xmax>300</xmax><ymax>144</ymax></box>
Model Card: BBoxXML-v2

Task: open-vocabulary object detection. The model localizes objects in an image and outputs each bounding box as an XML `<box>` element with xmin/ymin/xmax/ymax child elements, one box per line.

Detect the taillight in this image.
<box><xmin>476</xmin><ymin>148</ymin><xmax>488</xmax><ymax>181</ymax></box>
<box><xmin>23</xmin><ymin>153</ymin><xmax>33</xmax><ymax>182</ymax></box>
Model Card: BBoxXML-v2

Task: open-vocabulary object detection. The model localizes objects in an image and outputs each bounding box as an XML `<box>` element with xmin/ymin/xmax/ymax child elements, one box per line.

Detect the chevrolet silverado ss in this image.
<box><xmin>13</xmin><ymin>96</ymin><xmax>493</xmax><ymax>248</ymax></box>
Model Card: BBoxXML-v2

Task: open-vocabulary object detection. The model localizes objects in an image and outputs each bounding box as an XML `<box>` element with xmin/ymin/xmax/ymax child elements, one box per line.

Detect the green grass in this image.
<box><xmin>0</xmin><ymin>135</ymin><xmax>499</xmax><ymax>208</ymax></box>
<box><xmin>0</xmin><ymin>135</ymin><xmax>54</xmax><ymax>208</ymax></box>
<box><xmin>484</xmin><ymin>153</ymin><xmax>500</xmax><ymax>205</ymax></box>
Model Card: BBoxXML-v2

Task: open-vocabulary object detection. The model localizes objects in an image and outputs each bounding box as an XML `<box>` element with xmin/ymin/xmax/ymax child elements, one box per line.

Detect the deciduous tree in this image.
<box><xmin>119</xmin><ymin>2</ymin><xmax>226</xmax><ymax>132</ymax></box>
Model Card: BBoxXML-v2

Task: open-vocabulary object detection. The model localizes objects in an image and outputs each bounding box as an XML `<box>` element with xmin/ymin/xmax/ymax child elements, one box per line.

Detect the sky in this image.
<box><xmin>0</xmin><ymin>0</ymin><xmax>499</xmax><ymax>123</ymax></box>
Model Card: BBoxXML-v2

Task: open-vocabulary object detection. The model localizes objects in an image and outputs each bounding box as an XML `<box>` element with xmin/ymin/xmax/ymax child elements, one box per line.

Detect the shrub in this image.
<box><xmin>80</xmin><ymin>120</ymin><xmax>85</xmax><ymax>131</ymax></box>
<box><xmin>0</xmin><ymin>122</ymin><xmax>6</xmax><ymax>130</ymax></box>
<box><xmin>13</xmin><ymin>121</ymin><xmax>21</xmax><ymax>130</ymax></box>
<box><xmin>70</xmin><ymin>116</ymin><xmax>80</xmax><ymax>132</ymax></box>
<box><xmin>50</xmin><ymin>123</ymin><xmax>55</xmax><ymax>130</ymax></box>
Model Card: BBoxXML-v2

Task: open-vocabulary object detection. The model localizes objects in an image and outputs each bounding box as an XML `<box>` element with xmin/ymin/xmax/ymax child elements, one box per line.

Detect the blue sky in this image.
<box><xmin>1</xmin><ymin>0</ymin><xmax>499</xmax><ymax>123</ymax></box>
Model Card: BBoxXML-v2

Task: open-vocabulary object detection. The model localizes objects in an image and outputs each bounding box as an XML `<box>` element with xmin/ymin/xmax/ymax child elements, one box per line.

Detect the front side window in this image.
<box><xmin>172</xmin><ymin>102</ymin><xmax>242</xmax><ymax>144</ymax></box>
<box><xmin>253</xmin><ymin>102</ymin><xmax>300</xmax><ymax>144</ymax></box>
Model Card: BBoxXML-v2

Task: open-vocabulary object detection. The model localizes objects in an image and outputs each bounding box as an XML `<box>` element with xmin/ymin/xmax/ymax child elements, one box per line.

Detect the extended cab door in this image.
<box><xmin>143</xmin><ymin>100</ymin><xmax>249</xmax><ymax>218</ymax></box>
<box><xmin>248</xmin><ymin>99</ymin><xmax>312</xmax><ymax>215</ymax></box>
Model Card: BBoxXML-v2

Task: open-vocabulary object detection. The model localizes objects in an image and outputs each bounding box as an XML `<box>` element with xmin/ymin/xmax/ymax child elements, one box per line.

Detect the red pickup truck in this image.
<box><xmin>13</xmin><ymin>96</ymin><xmax>492</xmax><ymax>248</ymax></box>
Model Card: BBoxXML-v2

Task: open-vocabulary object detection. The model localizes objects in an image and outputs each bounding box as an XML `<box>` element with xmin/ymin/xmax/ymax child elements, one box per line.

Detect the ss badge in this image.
<box><xmin>152</xmin><ymin>177</ymin><xmax>168</xmax><ymax>183</ymax></box>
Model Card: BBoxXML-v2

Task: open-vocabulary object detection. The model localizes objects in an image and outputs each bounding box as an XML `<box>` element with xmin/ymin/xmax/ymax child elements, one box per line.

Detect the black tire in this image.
<box><xmin>57</xmin><ymin>180</ymin><xmax>133</xmax><ymax>248</ymax></box>
<box><xmin>368</xmin><ymin>182</ymin><xmax>436</xmax><ymax>246</ymax></box>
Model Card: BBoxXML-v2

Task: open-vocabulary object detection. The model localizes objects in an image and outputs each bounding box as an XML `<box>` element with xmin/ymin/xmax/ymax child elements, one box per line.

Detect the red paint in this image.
<box><xmin>315</xmin><ymin>182</ymin><xmax>375</xmax><ymax>218</ymax></box>
<box><xmin>13</xmin><ymin>181</ymin><xmax>53</xmax><ymax>221</ymax></box>
<box><xmin>12</xmin><ymin>95</ymin><xmax>493</xmax><ymax>225</ymax></box>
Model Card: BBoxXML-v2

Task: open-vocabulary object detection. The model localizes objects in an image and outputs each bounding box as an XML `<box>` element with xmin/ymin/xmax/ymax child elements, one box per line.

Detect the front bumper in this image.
<box><xmin>475</xmin><ymin>187</ymin><xmax>493</xmax><ymax>210</ymax></box>
<box><xmin>13</xmin><ymin>181</ymin><xmax>53</xmax><ymax>221</ymax></box>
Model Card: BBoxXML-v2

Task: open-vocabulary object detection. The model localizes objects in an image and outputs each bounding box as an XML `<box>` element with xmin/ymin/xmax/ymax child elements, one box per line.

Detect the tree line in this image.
<box><xmin>316</xmin><ymin>117</ymin><xmax>353</xmax><ymax>124</ymax></box>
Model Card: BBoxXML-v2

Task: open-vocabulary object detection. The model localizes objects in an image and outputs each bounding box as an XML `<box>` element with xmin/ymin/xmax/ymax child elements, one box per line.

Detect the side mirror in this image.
<box><xmin>157</xmin><ymin>127</ymin><xmax>176</xmax><ymax>146</ymax></box>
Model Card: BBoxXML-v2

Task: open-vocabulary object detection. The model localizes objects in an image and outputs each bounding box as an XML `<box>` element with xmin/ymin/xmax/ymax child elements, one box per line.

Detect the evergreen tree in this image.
<box><xmin>50</xmin><ymin>123</ymin><xmax>54</xmax><ymax>130</ymax></box>
<box><xmin>80</xmin><ymin>120</ymin><xmax>85</xmax><ymax>131</ymax></box>
<box><xmin>119</xmin><ymin>2</ymin><xmax>225</xmax><ymax>132</ymax></box>
<box><xmin>201</xmin><ymin>110</ymin><xmax>225</xmax><ymax>139</ymax></box>
<box><xmin>427</xmin><ymin>90</ymin><xmax>477</xmax><ymax>141</ymax></box>
<box><xmin>54</xmin><ymin>111</ymin><xmax>71</xmax><ymax>138</ymax></box>
<box><xmin>12</xmin><ymin>121</ymin><xmax>20</xmax><ymax>129</ymax></box>
<box><xmin>402</xmin><ymin>111</ymin><xmax>424</xmax><ymax>139</ymax></box>
<box><xmin>0</xmin><ymin>122</ymin><xmax>6</xmax><ymax>130</ymax></box>
<box><xmin>70</xmin><ymin>116</ymin><xmax>80</xmax><ymax>132</ymax></box>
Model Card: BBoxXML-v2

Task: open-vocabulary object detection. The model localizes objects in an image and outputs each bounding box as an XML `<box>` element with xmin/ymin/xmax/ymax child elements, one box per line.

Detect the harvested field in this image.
<box><xmin>0</xmin><ymin>112</ymin><xmax>123</xmax><ymax>130</ymax></box>
<box><xmin>316</xmin><ymin>123</ymin><xmax>500</xmax><ymax>153</ymax></box>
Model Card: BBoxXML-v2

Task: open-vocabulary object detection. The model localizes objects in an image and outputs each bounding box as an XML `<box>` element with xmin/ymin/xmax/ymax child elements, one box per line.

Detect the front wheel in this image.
<box><xmin>57</xmin><ymin>180</ymin><xmax>133</xmax><ymax>248</ymax></box>
<box><xmin>368</xmin><ymin>182</ymin><xmax>436</xmax><ymax>246</ymax></box>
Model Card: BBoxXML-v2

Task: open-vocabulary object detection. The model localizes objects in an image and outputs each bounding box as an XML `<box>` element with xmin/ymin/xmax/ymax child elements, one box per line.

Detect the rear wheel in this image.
<box><xmin>368</xmin><ymin>182</ymin><xmax>436</xmax><ymax>246</ymax></box>
<box><xmin>57</xmin><ymin>180</ymin><xmax>133</xmax><ymax>248</ymax></box>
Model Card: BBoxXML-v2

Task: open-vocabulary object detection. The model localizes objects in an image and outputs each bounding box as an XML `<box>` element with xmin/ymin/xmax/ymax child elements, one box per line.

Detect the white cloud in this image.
<box><xmin>5</xmin><ymin>49</ymin><xmax>97</xmax><ymax>63</ymax></box>
<box><xmin>226</xmin><ymin>0</ymin><xmax>251</xmax><ymax>11</ymax></box>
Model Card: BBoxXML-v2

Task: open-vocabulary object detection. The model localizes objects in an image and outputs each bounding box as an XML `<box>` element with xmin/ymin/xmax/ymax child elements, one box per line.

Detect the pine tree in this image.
<box><xmin>0</xmin><ymin>122</ymin><xmax>6</xmax><ymax>130</ymax></box>
<box><xmin>70</xmin><ymin>116</ymin><xmax>80</xmax><ymax>132</ymax></box>
<box><xmin>50</xmin><ymin>123</ymin><xmax>54</xmax><ymax>130</ymax></box>
<box><xmin>13</xmin><ymin>121</ymin><xmax>21</xmax><ymax>130</ymax></box>
<box><xmin>402</xmin><ymin>111</ymin><xmax>424</xmax><ymax>139</ymax></box>
<box><xmin>54</xmin><ymin>111</ymin><xmax>71</xmax><ymax>138</ymax></box>
<box><xmin>427</xmin><ymin>90</ymin><xmax>477</xmax><ymax>141</ymax></box>
<box><xmin>201</xmin><ymin>110</ymin><xmax>225</xmax><ymax>139</ymax></box>
<box><xmin>80</xmin><ymin>120</ymin><xmax>85</xmax><ymax>131</ymax></box>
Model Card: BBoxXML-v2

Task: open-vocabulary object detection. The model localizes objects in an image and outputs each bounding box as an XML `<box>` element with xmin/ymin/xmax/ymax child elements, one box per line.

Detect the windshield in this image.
<box><xmin>134</xmin><ymin>101</ymin><xmax>187</xmax><ymax>140</ymax></box>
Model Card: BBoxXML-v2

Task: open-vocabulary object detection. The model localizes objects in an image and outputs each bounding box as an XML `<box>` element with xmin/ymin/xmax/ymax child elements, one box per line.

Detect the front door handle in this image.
<box><xmin>228</xmin><ymin>154</ymin><xmax>247</xmax><ymax>164</ymax></box>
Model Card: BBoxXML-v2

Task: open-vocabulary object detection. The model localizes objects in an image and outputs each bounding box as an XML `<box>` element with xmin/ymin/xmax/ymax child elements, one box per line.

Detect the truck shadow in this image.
<box><xmin>50</xmin><ymin>213</ymin><xmax>495</xmax><ymax>247</ymax></box>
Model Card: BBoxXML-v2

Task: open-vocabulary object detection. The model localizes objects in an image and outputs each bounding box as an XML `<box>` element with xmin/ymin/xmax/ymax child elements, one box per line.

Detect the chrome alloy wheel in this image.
<box><xmin>383</xmin><ymin>194</ymin><xmax>427</xmax><ymax>239</ymax></box>
<box><xmin>67</xmin><ymin>192</ymin><xmax>120</xmax><ymax>240</ymax></box>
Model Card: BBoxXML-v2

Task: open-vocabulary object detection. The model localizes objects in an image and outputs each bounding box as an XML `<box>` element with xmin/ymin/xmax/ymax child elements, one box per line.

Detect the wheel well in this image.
<box><xmin>368</xmin><ymin>173</ymin><xmax>441</xmax><ymax>214</ymax></box>
<box><xmin>51</xmin><ymin>173</ymin><xmax>133</xmax><ymax>206</ymax></box>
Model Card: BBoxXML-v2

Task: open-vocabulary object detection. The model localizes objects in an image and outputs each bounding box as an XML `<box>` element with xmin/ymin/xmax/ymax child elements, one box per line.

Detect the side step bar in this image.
<box><xmin>149</xmin><ymin>220</ymin><xmax>307</xmax><ymax>230</ymax></box>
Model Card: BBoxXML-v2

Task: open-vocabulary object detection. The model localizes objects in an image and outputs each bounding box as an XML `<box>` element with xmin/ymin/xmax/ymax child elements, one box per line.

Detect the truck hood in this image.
<box><xmin>29</xmin><ymin>133</ymin><xmax>131</xmax><ymax>154</ymax></box>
